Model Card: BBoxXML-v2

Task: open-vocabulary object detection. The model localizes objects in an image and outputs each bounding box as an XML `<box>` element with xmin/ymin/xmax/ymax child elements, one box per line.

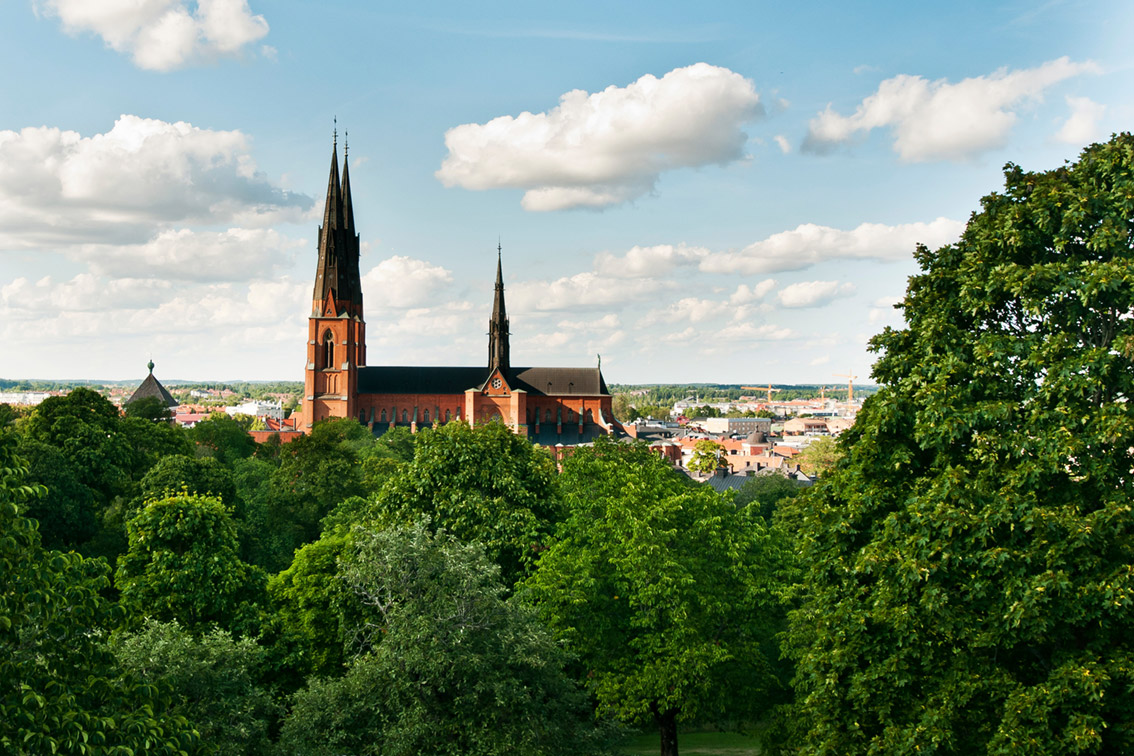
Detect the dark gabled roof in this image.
<box><xmin>358</xmin><ymin>365</ymin><xmax>610</xmax><ymax>397</ymax></box>
<box><xmin>127</xmin><ymin>371</ymin><xmax>179</xmax><ymax>408</ymax></box>
<box><xmin>358</xmin><ymin>366</ymin><xmax>489</xmax><ymax>395</ymax></box>
<box><xmin>508</xmin><ymin>367</ymin><xmax>609</xmax><ymax>396</ymax></box>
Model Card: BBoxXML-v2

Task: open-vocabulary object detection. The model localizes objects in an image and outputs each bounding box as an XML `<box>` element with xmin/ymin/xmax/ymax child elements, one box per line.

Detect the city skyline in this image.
<box><xmin>1</xmin><ymin>1</ymin><xmax>1130</xmax><ymax>384</ymax></box>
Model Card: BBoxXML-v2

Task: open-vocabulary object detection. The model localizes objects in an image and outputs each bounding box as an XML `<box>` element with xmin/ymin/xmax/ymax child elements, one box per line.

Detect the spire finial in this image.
<box><xmin>344</xmin><ymin>129</ymin><xmax>349</xmax><ymax>159</ymax></box>
<box><xmin>333</xmin><ymin>116</ymin><xmax>337</xmax><ymax>149</ymax></box>
<box><xmin>597</xmin><ymin>354</ymin><xmax>601</xmax><ymax>371</ymax></box>
<box><xmin>147</xmin><ymin>359</ymin><xmax>155</xmax><ymax>374</ymax></box>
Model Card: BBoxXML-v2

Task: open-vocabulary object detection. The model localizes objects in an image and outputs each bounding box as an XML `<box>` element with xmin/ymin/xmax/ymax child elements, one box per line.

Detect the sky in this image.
<box><xmin>1</xmin><ymin>0</ymin><xmax>1131</xmax><ymax>385</ymax></box>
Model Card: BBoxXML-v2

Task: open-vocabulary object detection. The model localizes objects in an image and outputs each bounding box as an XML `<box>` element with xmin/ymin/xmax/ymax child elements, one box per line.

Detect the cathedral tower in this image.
<box><xmin>303</xmin><ymin>133</ymin><xmax>366</xmax><ymax>429</ymax></box>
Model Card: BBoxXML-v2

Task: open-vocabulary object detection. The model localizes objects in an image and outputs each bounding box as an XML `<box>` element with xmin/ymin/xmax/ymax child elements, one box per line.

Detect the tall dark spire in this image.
<box><xmin>312</xmin><ymin>130</ymin><xmax>362</xmax><ymax>311</ymax></box>
<box><xmin>487</xmin><ymin>243</ymin><xmax>510</xmax><ymax>373</ymax></box>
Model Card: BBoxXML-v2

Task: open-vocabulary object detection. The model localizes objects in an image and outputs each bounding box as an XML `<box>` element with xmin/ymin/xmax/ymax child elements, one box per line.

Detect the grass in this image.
<box><xmin>619</xmin><ymin>730</ymin><xmax>762</xmax><ymax>755</ymax></box>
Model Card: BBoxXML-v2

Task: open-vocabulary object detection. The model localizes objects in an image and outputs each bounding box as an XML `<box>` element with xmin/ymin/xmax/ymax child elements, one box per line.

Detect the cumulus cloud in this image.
<box><xmin>1055</xmin><ymin>96</ymin><xmax>1106</xmax><ymax>145</ymax></box>
<box><xmin>700</xmin><ymin>217</ymin><xmax>963</xmax><ymax>275</ymax></box>
<box><xmin>594</xmin><ymin>243</ymin><xmax>708</xmax><ymax>278</ymax></box>
<box><xmin>436</xmin><ymin>63</ymin><xmax>763</xmax><ymax>211</ymax></box>
<box><xmin>361</xmin><ymin>256</ymin><xmax>455</xmax><ymax>308</ymax></box>
<box><xmin>804</xmin><ymin>57</ymin><xmax>1100</xmax><ymax>161</ymax></box>
<box><xmin>776</xmin><ymin>280</ymin><xmax>856</xmax><ymax>308</ymax></box>
<box><xmin>2</xmin><ymin>273</ymin><xmax>173</xmax><ymax>314</ymax></box>
<box><xmin>38</xmin><ymin>0</ymin><xmax>269</xmax><ymax>71</ymax></box>
<box><xmin>508</xmin><ymin>271</ymin><xmax>671</xmax><ymax>313</ymax></box>
<box><xmin>730</xmin><ymin>280</ymin><xmax>776</xmax><ymax>304</ymax></box>
<box><xmin>773</xmin><ymin>135</ymin><xmax>791</xmax><ymax>154</ymax></box>
<box><xmin>0</xmin><ymin>115</ymin><xmax>310</xmax><ymax>248</ymax></box>
<box><xmin>72</xmin><ymin>228</ymin><xmax>303</xmax><ymax>282</ymax></box>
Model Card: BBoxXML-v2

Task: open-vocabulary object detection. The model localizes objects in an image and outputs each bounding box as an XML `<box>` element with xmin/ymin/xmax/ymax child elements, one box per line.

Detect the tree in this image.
<box><xmin>123</xmin><ymin>395</ymin><xmax>174</xmax><ymax>422</ymax></box>
<box><xmin>526</xmin><ymin>438</ymin><xmax>789</xmax><ymax>756</ymax></box>
<box><xmin>367</xmin><ymin>420</ymin><xmax>560</xmax><ymax>586</ymax></box>
<box><xmin>0</xmin><ymin>431</ymin><xmax>201</xmax><ymax>755</ymax></box>
<box><xmin>794</xmin><ymin>435</ymin><xmax>842</xmax><ymax>476</ymax></box>
<box><xmin>278</xmin><ymin>521</ymin><xmax>612</xmax><ymax>756</ymax></box>
<box><xmin>116</xmin><ymin>492</ymin><xmax>267</xmax><ymax>634</ymax></box>
<box><xmin>112</xmin><ymin>620</ymin><xmax>276</xmax><ymax>756</ymax></box>
<box><xmin>687</xmin><ymin>438</ymin><xmax>724</xmax><ymax>475</ymax></box>
<box><xmin>733</xmin><ymin>471</ymin><xmax>803</xmax><ymax>521</ymax></box>
<box><xmin>782</xmin><ymin>135</ymin><xmax>1134</xmax><ymax>755</ymax></box>
<box><xmin>187</xmin><ymin>412</ymin><xmax>257</xmax><ymax>464</ymax></box>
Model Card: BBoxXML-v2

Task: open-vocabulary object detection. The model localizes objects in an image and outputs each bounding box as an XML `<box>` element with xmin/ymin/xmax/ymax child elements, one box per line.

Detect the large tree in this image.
<box><xmin>278</xmin><ymin>522</ymin><xmax>611</xmax><ymax>756</ymax></box>
<box><xmin>0</xmin><ymin>432</ymin><xmax>201</xmax><ymax>755</ymax></box>
<box><xmin>526</xmin><ymin>438</ymin><xmax>789</xmax><ymax>756</ymax></box>
<box><xmin>783</xmin><ymin>135</ymin><xmax>1134</xmax><ymax>755</ymax></box>
<box><xmin>366</xmin><ymin>420</ymin><xmax>560</xmax><ymax>586</ymax></box>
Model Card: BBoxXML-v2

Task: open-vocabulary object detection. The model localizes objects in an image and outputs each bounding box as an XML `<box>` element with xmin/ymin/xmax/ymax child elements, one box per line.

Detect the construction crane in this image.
<box><xmin>832</xmin><ymin>371</ymin><xmax>858</xmax><ymax>402</ymax></box>
<box><xmin>741</xmin><ymin>384</ymin><xmax>782</xmax><ymax>402</ymax></box>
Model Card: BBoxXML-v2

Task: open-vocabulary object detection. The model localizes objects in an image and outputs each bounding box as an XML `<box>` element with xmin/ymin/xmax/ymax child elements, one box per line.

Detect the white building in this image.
<box><xmin>224</xmin><ymin>400</ymin><xmax>283</xmax><ymax>421</ymax></box>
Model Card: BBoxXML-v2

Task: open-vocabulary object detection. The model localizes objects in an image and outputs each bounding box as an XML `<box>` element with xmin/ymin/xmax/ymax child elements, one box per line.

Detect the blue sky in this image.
<box><xmin>1</xmin><ymin>0</ymin><xmax>1130</xmax><ymax>384</ymax></box>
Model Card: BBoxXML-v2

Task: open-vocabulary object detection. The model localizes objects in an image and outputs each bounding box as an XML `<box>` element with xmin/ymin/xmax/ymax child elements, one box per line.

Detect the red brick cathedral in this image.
<box><xmin>301</xmin><ymin>139</ymin><xmax>622</xmax><ymax>445</ymax></box>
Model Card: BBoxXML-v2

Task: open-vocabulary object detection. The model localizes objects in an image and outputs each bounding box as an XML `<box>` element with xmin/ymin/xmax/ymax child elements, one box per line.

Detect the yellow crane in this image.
<box><xmin>832</xmin><ymin>371</ymin><xmax>858</xmax><ymax>402</ymax></box>
<box><xmin>741</xmin><ymin>384</ymin><xmax>782</xmax><ymax>402</ymax></box>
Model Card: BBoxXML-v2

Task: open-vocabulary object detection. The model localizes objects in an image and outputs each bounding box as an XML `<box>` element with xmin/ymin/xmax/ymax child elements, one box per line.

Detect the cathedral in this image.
<box><xmin>301</xmin><ymin>139</ymin><xmax>623</xmax><ymax>445</ymax></box>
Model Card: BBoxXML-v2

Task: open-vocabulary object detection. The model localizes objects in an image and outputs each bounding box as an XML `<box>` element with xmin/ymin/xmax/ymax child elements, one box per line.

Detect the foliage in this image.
<box><xmin>15</xmin><ymin>437</ymin><xmax>99</xmax><ymax>550</ymax></box>
<box><xmin>112</xmin><ymin>619</ymin><xmax>275</xmax><ymax>756</ymax></box>
<box><xmin>526</xmin><ymin>438</ymin><xmax>789</xmax><ymax>756</ymax></box>
<box><xmin>267</xmin><ymin>530</ymin><xmax>359</xmax><ymax>682</ymax></box>
<box><xmin>116</xmin><ymin>492</ymin><xmax>267</xmax><ymax>634</ymax></box>
<box><xmin>136</xmin><ymin>455</ymin><xmax>239</xmax><ymax>514</ymax></box>
<box><xmin>124</xmin><ymin>395</ymin><xmax>174</xmax><ymax>422</ymax></box>
<box><xmin>278</xmin><ymin>521</ymin><xmax>613</xmax><ymax>756</ymax></box>
<box><xmin>733</xmin><ymin>471</ymin><xmax>803</xmax><ymax>521</ymax></box>
<box><xmin>783</xmin><ymin>134</ymin><xmax>1134</xmax><ymax>755</ymax></box>
<box><xmin>187</xmin><ymin>412</ymin><xmax>257</xmax><ymax>464</ymax></box>
<box><xmin>793</xmin><ymin>436</ymin><xmax>842</xmax><ymax>476</ymax></box>
<box><xmin>367</xmin><ymin>420</ymin><xmax>560</xmax><ymax>586</ymax></box>
<box><xmin>687</xmin><ymin>438</ymin><xmax>725</xmax><ymax>475</ymax></box>
<box><xmin>0</xmin><ymin>431</ymin><xmax>201</xmax><ymax>755</ymax></box>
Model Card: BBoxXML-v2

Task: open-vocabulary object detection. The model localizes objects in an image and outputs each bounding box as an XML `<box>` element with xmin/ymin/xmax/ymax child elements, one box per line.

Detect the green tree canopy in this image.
<box><xmin>0</xmin><ymin>432</ymin><xmax>200</xmax><ymax>755</ymax></box>
<box><xmin>366</xmin><ymin>420</ymin><xmax>560</xmax><ymax>586</ymax></box>
<box><xmin>116</xmin><ymin>492</ymin><xmax>267</xmax><ymax>634</ymax></box>
<box><xmin>783</xmin><ymin>134</ymin><xmax>1134</xmax><ymax>755</ymax></box>
<box><xmin>733</xmin><ymin>471</ymin><xmax>803</xmax><ymax>521</ymax></box>
<box><xmin>526</xmin><ymin>438</ymin><xmax>789</xmax><ymax>756</ymax></box>
<box><xmin>278</xmin><ymin>521</ymin><xmax>611</xmax><ymax>756</ymax></box>
<box><xmin>187</xmin><ymin>412</ymin><xmax>257</xmax><ymax>464</ymax></box>
<box><xmin>687</xmin><ymin>438</ymin><xmax>724</xmax><ymax>475</ymax></box>
<box><xmin>793</xmin><ymin>435</ymin><xmax>842</xmax><ymax>476</ymax></box>
<box><xmin>112</xmin><ymin>619</ymin><xmax>276</xmax><ymax>756</ymax></box>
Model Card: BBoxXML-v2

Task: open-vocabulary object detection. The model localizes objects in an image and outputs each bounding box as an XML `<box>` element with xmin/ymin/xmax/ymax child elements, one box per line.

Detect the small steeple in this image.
<box><xmin>487</xmin><ymin>243</ymin><xmax>510</xmax><ymax>373</ymax></box>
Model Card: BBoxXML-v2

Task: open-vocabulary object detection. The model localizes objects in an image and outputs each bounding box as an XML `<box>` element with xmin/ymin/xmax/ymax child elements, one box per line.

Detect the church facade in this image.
<box><xmin>301</xmin><ymin>140</ymin><xmax>622</xmax><ymax>445</ymax></box>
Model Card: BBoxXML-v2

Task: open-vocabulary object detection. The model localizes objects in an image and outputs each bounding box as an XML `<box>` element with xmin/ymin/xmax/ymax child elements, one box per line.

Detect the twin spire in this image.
<box><xmin>488</xmin><ymin>242</ymin><xmax>510</xmax><ymax>373</ymax></box>
<box><xmin>312</xmin><ymin>132</ymin><xmax>361</xmax><ymax>311</ymax></box>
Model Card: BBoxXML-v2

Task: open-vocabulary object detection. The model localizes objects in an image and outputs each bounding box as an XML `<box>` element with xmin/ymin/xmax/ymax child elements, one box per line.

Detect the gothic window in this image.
<box><xmin>323</xmin><ymin>330</ymin><xmax>335</xmax><ymax>369</ymax></box>
<box><xmin>445</xmin><ymin>409</ymin><xmax>451</xmax><ymax>422</ymax></box>
<box><xmin>381</xmin><ymin>409</ymin><xmax>387</xmax><ymax>423</ymax></box>
<box><xmin>586</xmin><ymin>409</ymin><xmax>593</xmax><ymax>423</ymax></box>
<box><xmin>402</xmin><ymin>410</ymin><xmax>408</xmax><ymax>423</ymax></box>
<box><xmin>359</xmin><ymin>409</ymin><xmax>366</xmax><ymax>423</ymax></box>
<box><xmin>545</xmin><ymin>409</ymin><xmax>552</xmax><ymax>423</ymax></box>
<box><xmin>424</xmin><ymin>409</ymin><xmax>430</xmax><ymax>423</ymax></box>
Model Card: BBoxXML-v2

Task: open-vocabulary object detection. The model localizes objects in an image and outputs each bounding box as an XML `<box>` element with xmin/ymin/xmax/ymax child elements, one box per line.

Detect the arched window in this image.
<box><xmin>323</xmin><ymin>330</ymin><xmax>335</xmax><ymax>369</ymax></box>
<box><xmin>446</xmin><ymin>409</ymin><xmax>451</xmax><ymax>422</ymax></box>
<box><xmin>402</xmin><ymin>410</ymin><xmax>408</xmax><ymax>423</ymax></box>
<box><xmin>380</xmin><ymin>409</ymin><xmax>387</xmax><ymax>423</ymax></box>
<box><xmin>545</xmin><ymin>408</ymin><xmax>552</xmax><ymax>423</ymax></box>
<box><xmin>423</xmin><ymin>409</ymin><xmax>430</xmax><ymax>423</ymax></box>
<box><xmin>586</xmin><ymin>409</ymin><xmax>593</xmax><ymax>423</ymax></box>
<box><xmin>359</xmin><ymin>409</ymin><xmax>366</xmax><ymax>423</ymax></box>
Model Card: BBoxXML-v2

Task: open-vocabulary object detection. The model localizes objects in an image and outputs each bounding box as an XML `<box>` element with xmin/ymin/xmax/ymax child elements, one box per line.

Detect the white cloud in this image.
<box><xmin>805</xmin><ymin>57</ymin><xmax>1100</xmax><ymax>161</ymax></box>
<box><xmin>361</xmin><ymin>256</ymin><xmax>455</xmax><ymax>308</ymax></box>
<box><xmin>38</xmin><ymin>0</ymin><xmax>269</xmax><ymax>71</ymax></box>
<box><xmin>508</xmin><ymin>271</ymin><xmax>670</xmax><ymax>313</ymax></box>
<box><xmin>776</xmin><ymin>280</ymin><xmax>856</xmax><ymax>308</ymax></box>
<box><xmin>0</xmin><ymin>115</ymin><xmax>310</xmax><ymax>248</ymax></box>
<box><xmin>640</xmin><ymin>297</ymin><xmax>730</xmax><ymax>326</ymax></box>
<box><xmin>1055</xmin><ymin>96</ymin><xmax>1106</xmax><ymax>145</ymax></box>
<box><xmin>72</xmin><ymin>228</ymin><xmax>303</xmax><ymax>282</ymax></box>
<box><xmin>700</xmin><ymin>217</ymin><xmax>963</xmax><ymax>274</ymax></box>
<box><xmin>593</xmin><ymin>243</ymin><xmax>709</xmax><ymax>278</ymax></box>
<box><xmin>2</xmin><ymin>273</ymin><xmax>172</xmax><ymax>314</ymax></box>
<box><xmin>773</xmin><ymin>135</ymin><xmax>791</xmax><ymax>154</ymax></box>
<box><xmin>730</xmin><ymin>280</ymin><xmax>776</xmax><ymax>304</ymax></box>
<box><xmin>436</xmin><ymin>63</ymin><xmax>764</xmax><ymax>210</ymax></box>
